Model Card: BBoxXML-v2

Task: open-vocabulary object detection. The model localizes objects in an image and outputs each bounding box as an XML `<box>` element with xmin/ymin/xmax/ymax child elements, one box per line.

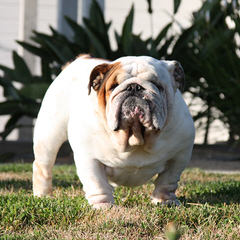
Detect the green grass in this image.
<box><xmin>0</xmin><ymin>164</ymin><xmax>240</xmax><ymax>239</ymax></box>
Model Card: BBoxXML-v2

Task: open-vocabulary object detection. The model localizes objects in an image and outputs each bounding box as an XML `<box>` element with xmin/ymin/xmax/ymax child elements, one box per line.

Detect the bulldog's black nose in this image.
<box><xmin>126</xmin><ymin>83</ymin><xmax>143</xmax><ymax>92</ymax></box>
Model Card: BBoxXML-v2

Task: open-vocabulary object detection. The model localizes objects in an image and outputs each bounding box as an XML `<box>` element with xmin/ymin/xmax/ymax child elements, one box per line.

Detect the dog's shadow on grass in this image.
<box><xmin>0</xmin><ymin>178</ymin><xmax>82</xmax><ymax>192</ymax></box>
<box><xmin>0</xmin><ymin>179</ymin><xmax>32</xmax><ymax>191</ymax></box>
<box><xmin>53</xmin><ymin>178</ymin><xmax>82</xmax><ymax>189</ymax></box>
<box><xmin>180</xmin><ymin>181</ymin><xmax>240</xmax><ymax>205</ymax></box>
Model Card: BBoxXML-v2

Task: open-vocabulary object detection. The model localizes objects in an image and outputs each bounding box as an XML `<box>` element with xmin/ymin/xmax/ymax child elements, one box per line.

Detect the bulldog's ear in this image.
<box><xmin>88</xmin><ymin>63</ymin><xmax>113</xmax><ymax>95</ymax></box>
<box><xmin>164</xmin><ymin>61</ymin><xmax>185</xmax><ymax>92</ymax></box>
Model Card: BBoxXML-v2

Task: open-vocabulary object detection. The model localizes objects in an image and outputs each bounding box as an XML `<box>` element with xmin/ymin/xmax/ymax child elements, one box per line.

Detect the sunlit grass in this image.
<box><xmin>0</xmin><ymin>164</ymin><xmax>239</xmax><ymax>239</ymax></box>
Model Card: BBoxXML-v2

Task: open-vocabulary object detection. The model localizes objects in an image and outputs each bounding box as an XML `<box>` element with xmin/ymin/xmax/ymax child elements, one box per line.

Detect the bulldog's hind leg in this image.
<box><xmin>33</xmin><ymin>118</ymin><xmax>67</xmax><ymax>197</ymax></box>
<box><xmin>151</xmin><ymin>149</ymin><xmax>192</xmax><ymax>205</ymax></box>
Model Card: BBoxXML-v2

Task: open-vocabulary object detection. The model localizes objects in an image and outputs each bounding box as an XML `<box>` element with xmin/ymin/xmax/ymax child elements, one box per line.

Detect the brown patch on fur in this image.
<box><xmin>62</xmin><ymin>54</ymin><xmax>109</xmax><ymax>72</ymax></box>
<box><xmin>79</xmin><ymin>54</ymin><xmax>109</xmax><ymax>62</ymax></box>
<box><xmin>94</xmin><ymin>62</ymin><xmax>123</xmax><ymax>118</ymax></box>
<box><xmin>88</xmin><ymin>64</ymin><xmax>114</xmax><ymax>94</ymax></box>
<box><xmin>33</xmin><ymin>161</ymin><xmax>52</xmax><ymax>181</ymax></box>
<box><xmin>61</xmin><ymin>54</ymin><xmax>91</xmax><ymax>70</ymax></box>
<box><xmin>111</xmin><ymin>129</ymin><xmax>129</xmax><ymax>151</ymax></box>
<box><xmin>173</xmin><ymin>61</ymin><xmax>185</xmax><ymax>92</ymax></box>
<box><xmin>76</xmin><ymin>53</ymin><xmax>92</xmax><ymax>59</ymax></box>
<box><xmin>61</xmin><ymin>61</ymin><xmax>71</xmax><ymax>70</ymax></box>
<box><xmin>33</xmin><ymin>161</ymin><xmax>53</xmax><ymax>196</ymax></box>
<box><xmin>168</xmin><ymin>61</ymin><xmax>185</xmax><ymax>92</ymax></box>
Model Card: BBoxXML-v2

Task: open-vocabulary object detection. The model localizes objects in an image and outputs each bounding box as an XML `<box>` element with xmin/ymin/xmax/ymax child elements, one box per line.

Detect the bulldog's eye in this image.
<box><xmin>151</xmin><ymin>81</ymin><xmax>163</xmax><ymax>92</ymax></box>
<box><xmin>156</xmin><ymin>84</ymin><xmax>163</xmax><ymax>91</ymax></box>
<box><xmin>109</xmin><ymin>83</ymin><xmax>118</xmax><ymax>91</ymax></box>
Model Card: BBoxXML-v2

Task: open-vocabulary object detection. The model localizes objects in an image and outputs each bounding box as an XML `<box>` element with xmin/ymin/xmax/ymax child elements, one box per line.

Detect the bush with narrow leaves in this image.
<box><xmin>0</xmin><ymin>0</ymin><xmax>240</xmax><ymax>143</ymax></box>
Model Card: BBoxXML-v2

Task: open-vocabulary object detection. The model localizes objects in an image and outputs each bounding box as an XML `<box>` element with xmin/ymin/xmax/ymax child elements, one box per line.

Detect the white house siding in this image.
<box><xmin>0</xmin><ymin>0</ymin><xmax>58</xmax><ymax>140</ymax></box>
<box><xmin>0</xmin><ymin>0</ymin><xmax>19</xmax><ymax>140</ymax></box>
<box><xmin>37</xmin><ymin>0</ymin><xmax>58</xmax><ymax>33</ymax></box>
<box><xmin>106</xmin><ymin>0</ymin><xmax>202</xmax><ymax>44</ymax></box>
<box><xmin>0</xmin><ymin>0</ymin><xmax>19</xmax><ymax>68</ymax></box>
<box><xmin>0</xmin><ymin>0</ymin><xmax>228</xmax><ymax>143</ymax></box>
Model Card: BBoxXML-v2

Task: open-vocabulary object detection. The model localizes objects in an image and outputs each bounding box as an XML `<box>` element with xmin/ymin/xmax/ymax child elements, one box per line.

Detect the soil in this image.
<box><xmin>189</xmin><ymin>144</ymin><xmax>240</xmax><ymax>173</ymax></box>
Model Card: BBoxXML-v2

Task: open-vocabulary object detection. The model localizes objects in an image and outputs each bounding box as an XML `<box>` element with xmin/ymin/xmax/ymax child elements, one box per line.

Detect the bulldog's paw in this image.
<box><xmin>92</xmin><ymin>202</ymin><xmax>114</xmax><ymax>209</ymax></box>
<box><xmin>33</xmin><ymin>191</ymin><xmax>52</xmax><ymax>197</ymax></box>
<box><xmin>151</xmin><ymin>197</ymin><xmax>180</xmax><ymax>206</ymax></box>
<box><xmin>33</xmin><ymin>185</ymin><xmax>52</xmax><ymax>197</ymax></box>
<box><xmin>88</xmin><ymin>193</ymin><xmax>114</xmax><ymax>209</ymax></box>
<box><xmin>151</xmin><ymin>190</ymin><xmax>180</xmax><ymax>206</ymax></box>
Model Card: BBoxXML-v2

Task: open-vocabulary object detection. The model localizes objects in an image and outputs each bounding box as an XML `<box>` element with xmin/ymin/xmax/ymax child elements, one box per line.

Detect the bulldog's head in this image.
<box><xmin>88</xmin><ymin>56</ymin><xmax>184</xmax><ymax>152</ymax></box>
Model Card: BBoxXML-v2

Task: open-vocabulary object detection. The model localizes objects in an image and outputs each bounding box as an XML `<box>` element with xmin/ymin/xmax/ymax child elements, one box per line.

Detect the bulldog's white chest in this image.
<box><xmin>96</xmin><ymin>139</ymin><xmax>179</xmax><ymax>187</ymax></box>
<box><xmin>105</xmin><ymin>163</ymin><xmax>164</xmax><ymax>187</ymax></box>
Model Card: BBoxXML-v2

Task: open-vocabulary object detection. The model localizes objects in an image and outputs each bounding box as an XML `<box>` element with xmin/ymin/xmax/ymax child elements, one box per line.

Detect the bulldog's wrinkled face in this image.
<box><xmin>88</xmin><ymin>56</ymin><xmax>184</xmax><ymax>152</ymax></box>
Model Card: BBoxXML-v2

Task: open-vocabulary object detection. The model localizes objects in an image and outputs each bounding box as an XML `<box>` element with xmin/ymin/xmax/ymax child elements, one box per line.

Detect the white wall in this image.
<box><xmin>0</xmin><ymin>0</ymin><xmax>58</xmax><ymax>140</ymax></box>
<box><xmin>0</xmin><ymin>0</ymin><xmax>19</xmax><ymax>68</ymax></box>
<box><xmin>106</xmin><ymin>0</ymin><xmax>202</xmax><ymax>43</ymax></box>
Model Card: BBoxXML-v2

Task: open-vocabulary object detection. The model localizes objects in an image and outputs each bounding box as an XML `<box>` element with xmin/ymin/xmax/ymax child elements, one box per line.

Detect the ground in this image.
<box><xmin>0</xmin><ymin>164</ymin><xmax>240</xmax><ymax>239</ymax></box>
<box><xmin>0</xmin><ymin>142</ymin><xmax>240</xmax><ymax>239</ymax></box>
<box><xmin>1</xmin><ymin>142</ymin><xmax>240</xmax><ymax>173</ymax></box>
<box><xmin>190</xmin><ymin>144</ymin><xmax>240</xmax><ymax>173</ymax></box>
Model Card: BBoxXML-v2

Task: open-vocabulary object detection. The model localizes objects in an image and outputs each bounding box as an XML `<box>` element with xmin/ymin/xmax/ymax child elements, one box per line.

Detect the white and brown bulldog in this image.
<box><xmin>33</xmin><ymin>55</ymin><xmax>195</xmax><ymax>208</ymax></box>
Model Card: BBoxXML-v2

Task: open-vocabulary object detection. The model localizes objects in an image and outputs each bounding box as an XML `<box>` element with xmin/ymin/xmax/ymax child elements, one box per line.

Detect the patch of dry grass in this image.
<box><xmin>0</xmin><ymin>164</ymin><xmax>240</xmax><ymax>239</ymax></box>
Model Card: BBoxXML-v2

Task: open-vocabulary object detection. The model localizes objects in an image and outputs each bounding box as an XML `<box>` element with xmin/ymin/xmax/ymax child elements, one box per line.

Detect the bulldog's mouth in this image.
<box><xmin>106</xmin><ymin>82</ymin><xmax>167</xmax><ymax>151</ymax></box>
<box><xmin>119</xmin><ymin>96</ymin><xmax>153</xmax><ymax>146</ymax></box>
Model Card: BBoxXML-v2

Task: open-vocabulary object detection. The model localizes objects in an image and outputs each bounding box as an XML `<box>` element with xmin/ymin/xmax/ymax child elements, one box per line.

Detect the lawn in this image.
<box><xmin>0</xmin><ymin>163</ymin><xmax>240</xmax><ymax>240</ymax></box>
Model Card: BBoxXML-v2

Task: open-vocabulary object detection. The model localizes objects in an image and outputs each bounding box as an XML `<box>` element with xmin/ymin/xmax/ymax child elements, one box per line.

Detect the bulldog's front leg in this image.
<box><xmin>152</xmin><ymin>178</ymin><xmax>180</xmax><ymax>206</ymax></box>
<box><xmin>151</xmin><ymin>149</ymin><xmax>192</xmax><ymax>206</ymax></box>
<box><xmin>74</xmin><ymin>155</ymin><xmax>114</xmax><ymax>209</ymax></box>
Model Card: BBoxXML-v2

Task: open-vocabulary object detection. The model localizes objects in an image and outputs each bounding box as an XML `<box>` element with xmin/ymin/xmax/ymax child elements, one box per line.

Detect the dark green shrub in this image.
<box><xmin>1</xmin><ymin>0</ymin><xmax>240</xmax><ymax>144</ymax></box>
<box><xmin>171</xmin><ymin>0</ymin><xmax>240</xmax><ymax>143</ymax></box>
<box><xmin>0</xmin><ymin>51</ymin><xmax>48</xmax><ymax>138</ymax></box>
